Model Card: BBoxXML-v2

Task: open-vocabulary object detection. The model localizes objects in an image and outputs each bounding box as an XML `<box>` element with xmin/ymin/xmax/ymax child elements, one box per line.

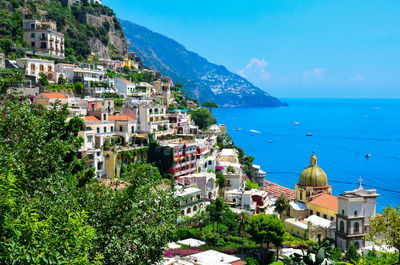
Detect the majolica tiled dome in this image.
<box><xmin>299</xmin><ymin>153</ymin><xmax>328</xmax><ymax>187</ymax></box>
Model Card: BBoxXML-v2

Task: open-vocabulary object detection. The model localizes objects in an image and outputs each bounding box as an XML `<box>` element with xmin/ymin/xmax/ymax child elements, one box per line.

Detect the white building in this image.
<box><xmin>176</xmin><ymin>187</ymin><xmax>206</xmax><ymax>217</ymax></box>
<box><xmin>115</xmin><ymin>78</ymin><xmax>149</xmax><ymax>99</ymax></box>
<box><xmin>16</xmin><ymin>58</ymin><xmax>56</xmax><ymax>83</ymax></box>
<box><xmin>181</xmin><ymin>172</ymin><xmax>218</xmax><ymax>200</ymax></box>
<box><xmin>335</xmin><ymin>181</ymin><xmax>379</xmax><ymax>251</ymax></box>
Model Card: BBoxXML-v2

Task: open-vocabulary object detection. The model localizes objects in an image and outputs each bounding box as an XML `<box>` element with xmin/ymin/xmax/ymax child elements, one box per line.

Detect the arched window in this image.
<box><xmin>31</xmin><ymin>64</ymin><xmax>36</xmax><ymax>71</ymax></box>
<box><xmin>354</xmin><ymin>210</ymin><xmax>358</xmax><ymax>216</ymax></box>
<box><xmin>193</xmin><ymin>206</ymin><xmax>197</xmax><ymax>212</ymax></box>
<box><xmin>340</xmin><ymin>221</ymin><xmax>345</xmax><ymax>233</ymax></box>
<box><xmin>39</xmin><ymin>64</ymin><xmax>44</xmax><ymax>72</ymax></box>
<box><xmin>300</xmin><ymin>190</ymin><xmax>303</xmax><ymax>200</ymax></box>
<box><xmin>186</xmin><ymin>208</ymin><xmax>191</xmax><ymax>214</ymax></box>
<box><xmin>354</xmin><ymin>222</ymin><xmax>359</xmax><ymax>234</ymax></box>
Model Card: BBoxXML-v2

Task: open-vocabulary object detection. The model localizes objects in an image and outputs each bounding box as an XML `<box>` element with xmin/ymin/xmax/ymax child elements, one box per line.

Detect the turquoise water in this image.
<box><xmin>213</xmin><ymin>98</ymin><xmax>400</xmax><ymax>213</ymax></box>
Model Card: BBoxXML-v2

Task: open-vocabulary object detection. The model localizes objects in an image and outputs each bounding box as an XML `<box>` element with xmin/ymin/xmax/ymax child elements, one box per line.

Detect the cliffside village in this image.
<box><xmin>0</xmin><ymin>15</ymin><xmax>386</xmax><ymax>263</ymax></box>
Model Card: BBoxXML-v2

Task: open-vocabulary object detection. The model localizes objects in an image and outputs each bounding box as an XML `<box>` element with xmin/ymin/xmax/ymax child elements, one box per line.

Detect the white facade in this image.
<box><xmin>16</xmin><ymin>58</ymin><xmax>56</xmax><ymax>82</ymax></box>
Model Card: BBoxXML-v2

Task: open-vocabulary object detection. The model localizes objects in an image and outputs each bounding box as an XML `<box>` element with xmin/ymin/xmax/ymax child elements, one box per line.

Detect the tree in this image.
<box><xmin>0</xmin><ymin>39</ymin><xmax>13</xmax><ymax>57</ymax></box>
<box><xmin>273</xmin><ymin>194</ymin><xmax>290</xmax><ymax>219</ymax></box>
<box><xmin>366</xmin><ymin>206</ymin><xmax>400</xmax><ymax>264</ymax></box>
<box><xmin>58</xmin><ymin>75</ymin><xmax>67</xmax><ymax>85</ymax></box>
<box><xmin>202</xmin><ymin>101</ymin><xmax>218</xmax><ymax>113</ymax></box>
<box><xmin>190</xmin><ymin>108</ymin><xmax>216</xmax><ymax>129</ymax></box>
<box><xmin>239</xmin><ymin>212</ymin><xmax>249</xmax><ymax>254</ymax></box>
<box><xmin>74</xmin><ymin>81</ymin><xmax>84</xmax><ymax>94</ymax></box>
<box><xmin>216</xmin><ymin>171</ymin><xmax>226</xmax><ymax>188</ymax></box>
<box><xmin>39</xmin><ymin>72</ymin><xmax>49</xmax><ymax>86</ymax></box>
<box><xmin>344</xmin><ymin>244</ymin><xmax>361</xmax><ymax>264</ymax></box>
<box><xmin>246</xmin><ymin>214</ymin><xmax>285</xmax><ymax>251</ymax></box>
<box><xmin>206</xmin><ymin>197</ymin><xmax>226</xmax><ymax>232</ymax></box>
<box><xmin>246</xmin><ymin>214</ymin><xmax>285</xmax><ymax>264</ymax></box>
<box><xmin>193</xmin><ymin>210</ymin><xmax>209</xmax><ymax>233</ymax></box>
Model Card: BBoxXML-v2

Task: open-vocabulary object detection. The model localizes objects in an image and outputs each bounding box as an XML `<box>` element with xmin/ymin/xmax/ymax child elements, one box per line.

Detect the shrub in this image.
<box><xmin>244</xmin><ymin>257</ymin><xmax>260</xmax><ymax>265</ymax></box>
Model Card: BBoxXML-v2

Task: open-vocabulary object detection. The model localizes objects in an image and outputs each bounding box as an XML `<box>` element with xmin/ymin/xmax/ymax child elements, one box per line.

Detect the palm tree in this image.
<box><xmin>239</xmin><ymin>211</ymin><xmax>249</xmax><ymax>255</ymax></box>
<box><xmin>273</xmin><ymin>194</ymin><xmax>290</xmax><ymax>220</ymax></box>
<box><xmin>193</xmin><ymin>210</ymin><xmax>209</xmax><ymax>233</ymax></box>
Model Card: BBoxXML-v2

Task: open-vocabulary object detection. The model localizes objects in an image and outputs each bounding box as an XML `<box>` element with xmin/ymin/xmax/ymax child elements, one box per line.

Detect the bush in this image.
<box><xmin>74</xmin><ymin>81</ymin><xmax>83</xmax><ymax>94</ymax></box>
<box><xmin>244</xmin><ymin>257</ymin><xmax>260</xmax><ymax>265</ymax></box>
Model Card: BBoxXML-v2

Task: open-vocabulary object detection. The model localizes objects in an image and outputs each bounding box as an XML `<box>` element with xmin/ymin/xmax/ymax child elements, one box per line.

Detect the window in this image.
<box><xmin>354</xmin><ymin>241</ymin><xmax>360</xmax><ymax>249</ymax></box>
<box><xmin>331</xmin><ymin>217</ymin><xmax>334</xmax><ymax>221</ymax></box>
<box><xmin>131</xmin><ymin>127</ymin><xmax>134</xmax><ymax>133</ymax></box>
<box><xmin>110</xmin><ymin>126</ymin><xmax>113</xmax><ymax>132</ymax></box>
<box><xmin>97</xmin><ymin>128</ymin><xmax>100</xmax><ymax>133</ymax></box>
<box><xmin>120</xmin><ymin>126</ymin><xmax>123</xmax><ymax>132</ymax></box>
<box><xmin>342</xmin><ymin>209</ymin><xmax>345</xmax><ymax>215</ymax></box>
<box><xmin>340</xmin><ymin>221</ymin><xmax>345</xmax><ymax>233</ymax></box>
<box><xmin>103</xmin><ymin>114</ymin><xmax>106</xmax><ymax>120</ymax></box>
<box><xmin>354</xmin><ymin>210</ymin><xmax>358</xmax><ymax>216</ymax></box>
<box><xmin>317</xmin><ymin>234</ymin><xmax>321</xmax><ymax>240</ymax></box>
<box><xmin>31</xmin><ymin>41</ymin><xmax>35</xmax><ymax>47</ymax></box>
<box><xmin>39</xmin><ymin>64</ymin><xmax>44</xmax><ymax>72</ymax></box>
<box><xmin>48</xmin><ymin>66</ymin><xmax>52</xmax><ymax>72</ymax></box>
<box><xmin>40</xmin><ymin>42</ymin><xmax>46</xmax><ymax>49</ymax></box>
<box><xmin>310</xmin><ymin>210</ymin><xmax>313</xmax><ymax>215</ymax></box>
<box><xmin>300</xmin><ymin>190</ymin><xmax>303</xmax><ymax>200</ymax></box>
<box><xmin>30</xmin><ymin>64</ymin><xmax>36</xmax><ymax>71</ymax></box>
<box><xmin>354</xmin><ymin>222</ymin><xmax>359</xmax><ymax>234</ymax></box>
<box><xmin>104</xmin><ymin>127</ymin><xmax>106</xmax><ymax>133</ymax></box>
<box><xmin>323</xmin><ymin>214</ymin><xmax>327</xmax><ymax>219</ymax></box>
<box><xmin>317</xmin><ymin>212</ymin><xmax>320</xmax><ymax>217</ymax></box>
<box><xmin>31</xmin><ymin>33</ymin><xmax>35</xmax><ymax>38</ymax></box>
<box><xmin>91</xmin><ymin>104</ymin><xmax>95</xmax><ymax>109</ymax></box>
<box><xmin>30</xmin><ymin>23</ymin><xmax>35</xmax><ymax>30</ymax></box>
<box><xmin>87</xmin><ymin>135</ymin><xmax>93</xmax><ymax>143</ymax></box>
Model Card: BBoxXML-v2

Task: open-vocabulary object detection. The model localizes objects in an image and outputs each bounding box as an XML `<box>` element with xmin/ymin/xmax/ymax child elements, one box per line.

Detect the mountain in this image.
<box><xmin>120</xmin><ymin>19</ymin><xmax>285</xmax><ymax>107</ymax></box>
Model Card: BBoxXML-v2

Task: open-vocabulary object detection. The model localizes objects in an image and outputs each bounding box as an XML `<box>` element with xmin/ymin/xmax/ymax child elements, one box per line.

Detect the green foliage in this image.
<box><xmin>344</xmin><ymin>244</ymin><xmax>361</xmax><ymax>263</ymax></box>
<box><xmin>58</xmin><ymin>74</ymin><xmax>67</xmax><ymax>85</ymax></box>
<box><xmin>246</xmin><ymin>178</ymin><xmax>259</xmax><ymax>190</ymax></box>
<box><xmin>0</xmin><ymin>39</ymin><xmax>14</xmax><ymax>57</ymax></box>
<box><xmin>190</xmin><ymin>107</ymin><xmax>216</xmax><ymax>129</ymax></box>
<box><xmin>38</xmin><ymin>72</ymin><xmax>49</xmax><ymax>86</ymax></box>
<box><xmin>289</xmin><ymin>239</ymin><xmax>335</xmax><ymax>265</ymax></box>
<box><xmin>202</xmin><ymin>101</ymin><xmax>218</xmax><ymax>112</ymax></box>
<box><xmin>227</xmin><ymin>165</ymin><xmax>236</xmax><ymax>173</ymax></box>
<box><xmin>147</xmin><ymin>141</ymin><xmax>173</xmax><ymax>176</ymax></box>
<box><xmin>246</xmin><ymin>213</ymin><xmax>285</xmax><ymax>250</ymax></box>
<box><xmin>216</xmin><ymin>171</ymin><xmax>226</xmax><ymax>188</ymax></box>
<box><xmin>273</xmin><ymin>194</ymin><xmax>290</xmax><ymax>217</ymax></box>
<box><xmin>366</xmin><ymin>205</ymin><xmax>400</xmax><ymax>260</ymax></box>
<box><xmin>74</xmin><ymin>81</ymin><xmax>84</xmax><ymax>94</ymax></box>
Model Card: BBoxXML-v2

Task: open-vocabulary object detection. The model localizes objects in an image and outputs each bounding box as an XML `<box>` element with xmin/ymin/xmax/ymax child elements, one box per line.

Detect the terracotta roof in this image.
<box><xmin>41</xmin><ymin>92</ymin><xmax>67</xmax><ymax>99</ymax></box>
<box><xmin>118</xmin><ymin>78</ymin><xmax>134</xmax><ymax>85</ymax></box>
<box><xmin>108</xmin><ymin>115</ymin><xmax>135</xmax><ymax>121</ymax></box>
<box><xmin>263</xmin><ymin>180</ymin><xmax>295</xmax><ymax>200</ymax></box>
<box><xmin>307</xmin><ymin>193</ymin><xmax>338</xmax><ymax>212</ymax></box>
<box><xmin>99</xmin><ymin>178</ymin><xmax>129</xmax><ymax>190</ymax></box>
<box><xmin>84</xmin><ymin>116</ymin><xmax>100</xmax><ymax>122</ymax></box>
<box><xmin>231</xmin><ymin>261</ymin><xmax>246</xmax><ymax>265</ymax></box>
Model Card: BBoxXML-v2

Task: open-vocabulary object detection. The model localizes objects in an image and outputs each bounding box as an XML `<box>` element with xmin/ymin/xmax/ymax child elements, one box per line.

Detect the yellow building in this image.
<box><xmin>123</xmin><ymin>57</ymin><xmax>137</xmax><ymax>69</ymax></box>
<box><xmin>287</xmin><ymin>153</ymin><xmax>338</xmax><ymax>222</ymax></box>
<box><xmin>284</xmin><ymin>215</ymin><xmax>333</xmax><ymax>242</ymax></box>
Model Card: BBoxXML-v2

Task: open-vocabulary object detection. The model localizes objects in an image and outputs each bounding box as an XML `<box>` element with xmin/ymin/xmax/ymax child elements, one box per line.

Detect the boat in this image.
<box><xmin>250</xmin><ymin>134</ymin><xmax>255</xmax><ymax>136</ymax></box>
<box><xmin>233</xmin><ymin>117</ymin><xmax>237</xmax><ymax>120</ymax></box>
<box><xmin>365</xmin><ymin>154</ymin><xmax>371</xmax><ymax>159</ymax></box>
<box><xmin>236</xmin><ymin>128</ymin><xmax>242</xmax><ymax>131</ymax></box>
<box><xmin>267</xmin><ymin>140</ymin><xmax>273</xmax><ymax>143</ymax></box>
<box><xmin>294</xmin><ymin>121</ymin><xmax>300</xmax><ymax>125</ymax></box>
<box><xmin>306</xmin><ymin>133</ymin><xmax>312</xmax><ymax>136</ymax></box>
<box><xmin>250</xmin><ymin>129</ymin><xmax>261</xmax><ymax>134</ymax></box>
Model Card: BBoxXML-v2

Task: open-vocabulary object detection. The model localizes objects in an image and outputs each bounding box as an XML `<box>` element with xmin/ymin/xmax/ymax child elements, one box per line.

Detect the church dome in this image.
<box><xmin>299</xmin><ymin>153</ymin><xmax>328</xmax><ymax>187</ymax></box>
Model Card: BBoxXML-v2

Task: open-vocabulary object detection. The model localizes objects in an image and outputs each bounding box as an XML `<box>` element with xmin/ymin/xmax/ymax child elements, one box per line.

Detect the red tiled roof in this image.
<box><xmin>41</xmin><ymin>92</ymin><xmax>67</xmax><ymax>99</ymax></box>
<box><xmin>307</xmin><ymin>193</ymin><xmax>338</xmax><ymax>212</ymax></box>
<box><xmin>118</xmin><ymin>78</ymin><xmax>134</xmax><ymax>85</ymax></box>
<box><xmin>84</xmin><ymin>116</ymin><xmax>100</xmax><ymax>122</ymax></box>
<box><xmin>231</xmin><ymin>261</ymin><xmax>246</xmax><ymax>265</ymax></box>
<box><xmin>263</xmin><ymin>180</ymin><xmax>295</xmax><ymax>200</ymax></box>
<box><xmin>108</xmin><ymin>115</ymin><xmax>135</xmax><ymax>121</ymax></box>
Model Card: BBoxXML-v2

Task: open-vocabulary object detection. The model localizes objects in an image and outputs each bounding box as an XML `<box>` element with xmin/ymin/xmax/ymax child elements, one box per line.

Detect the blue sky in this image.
<box><xmin>104</xmin><ymin>0</ymin><xmax>400</xmax><ymax>98</ymax></box>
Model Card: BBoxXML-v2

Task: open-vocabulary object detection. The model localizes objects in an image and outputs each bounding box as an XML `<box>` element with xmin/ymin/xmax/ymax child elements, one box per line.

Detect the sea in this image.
<box><xmin>213</xmin><ymin>98</ymin><xmax>400</xmax><ymax>213</ymax></box>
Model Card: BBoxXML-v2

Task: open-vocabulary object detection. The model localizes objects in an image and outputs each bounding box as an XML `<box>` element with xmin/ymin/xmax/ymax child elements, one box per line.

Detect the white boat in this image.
<box><xmin>365</xmin><ymin>154</ymin><xmax>371</xmax><ymax>159</ymax></box>
<box><xmin>306</xmin><ymin>133</ymin><xmax>312</xmax><ymax>136</ymax></box>
<box><xmin>236</xmin><ymin>128</ymin><xmax>242</xmax><ymax>131</ymax></box>
<box><xmin>294</xmin><ymin>121</ymin><xmax>300</xmax><ymax>125</ymax></box>
<box><xmin>250</xmin><ymin>129</ymin><xmax>261</xmax><ymax>134</ymax></box>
